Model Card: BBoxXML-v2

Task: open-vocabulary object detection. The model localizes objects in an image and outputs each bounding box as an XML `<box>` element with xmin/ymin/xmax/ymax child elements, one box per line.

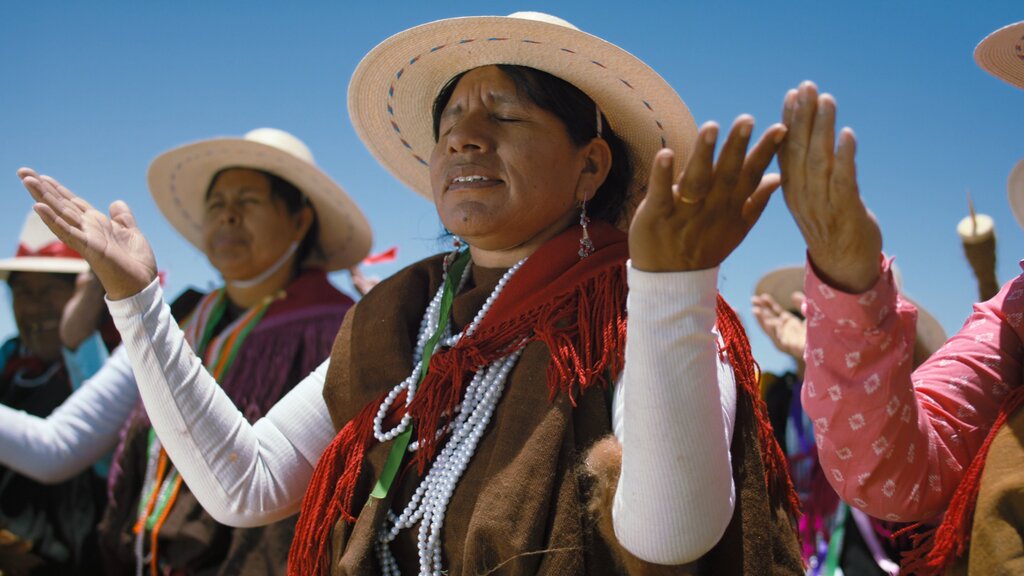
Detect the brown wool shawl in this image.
<box><xmin>952</xmin><ymin>401</ymin><xmax>1024</xmax><ymax>575</ymax></box>
<box><xmin>307</xmin><ymin>225</ymin><xmax>803</xmax><ymax>575</ymax></box>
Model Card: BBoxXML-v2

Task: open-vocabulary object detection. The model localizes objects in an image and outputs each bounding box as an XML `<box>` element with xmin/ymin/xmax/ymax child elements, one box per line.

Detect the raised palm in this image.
<box><xmin>777</xmin><ymin>82</ymin><xmax>882</xmax><ymax>293</ymax></box>
<box><xmin>751</xmin><ymin>292</ymin><xmax>806</xmax><ymax>360</ymax></box>
<box><xmin>629</xmin><ymin>115</ymin><xmax>786</xmax><ymax>272</ymax></box>
<box><xmin>19</xmin><ymin>168</ymin><xmax>157</xmax><ymax>300</ymax></box>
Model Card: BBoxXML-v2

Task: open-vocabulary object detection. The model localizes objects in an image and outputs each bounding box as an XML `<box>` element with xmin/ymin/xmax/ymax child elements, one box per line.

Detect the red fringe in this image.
<box><xmin>898</xmin><ymin>384</ymin><xmax>1024</xmax><ymax>575</ymax></box>
<box><xmin>288</xmin><ymin>231</ymin><xmax>629</xmax><ymax>574</ymax></box>
<box><xmin>288</xmin><ymin>390</ymin><xmax>398</xmax><ymax>576</ymax></box>
<box><xmin>716</xmin><ymin>295</ymin><xmax>803</xmax><ymax>521</ymax></box>
<box><xmin>404</xmin><ymin>265</ymin><xmax>628</xmax><ymax>473</ymax></box>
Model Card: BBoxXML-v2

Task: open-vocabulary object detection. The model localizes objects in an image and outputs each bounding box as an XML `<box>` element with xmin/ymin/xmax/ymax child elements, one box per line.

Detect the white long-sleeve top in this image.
<box><xmin>107</xmin><ymin>263</ymin><xmax>737</xmax><ymax>565</ymax></box>
<box><xmin>0</xmin><ymin>345</ymin><xmax>138</xmax><ymax>483</ymax></box>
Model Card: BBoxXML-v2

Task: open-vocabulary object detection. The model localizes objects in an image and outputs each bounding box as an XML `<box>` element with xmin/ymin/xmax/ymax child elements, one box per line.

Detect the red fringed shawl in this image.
<box><xmin>290</xmin><ymin>221</ymin><xmax>799</xmax><ymax>575</ymax></box>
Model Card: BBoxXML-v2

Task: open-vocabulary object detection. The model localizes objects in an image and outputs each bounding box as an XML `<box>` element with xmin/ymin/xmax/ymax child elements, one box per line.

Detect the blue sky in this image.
<box><xmin>1</xmin><ymin>2</ymin><xmax>1020</xmax><ymax>373</ymax></box>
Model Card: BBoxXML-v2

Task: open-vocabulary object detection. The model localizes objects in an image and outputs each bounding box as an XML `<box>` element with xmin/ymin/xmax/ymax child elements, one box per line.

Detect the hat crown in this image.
<box><xmin>244</xmin><ymin>128</ymin><xmax>316</xmax><ymax>165</ymax></box>
<box><xmin>17</xmin><ymin>211</ymin><xmax>65</xmax><ymax>254</ymax></box>
<box><xmin>506</xmin><ymin>11</ymin><xmax>579</xmax><ymax>31</ymax></box>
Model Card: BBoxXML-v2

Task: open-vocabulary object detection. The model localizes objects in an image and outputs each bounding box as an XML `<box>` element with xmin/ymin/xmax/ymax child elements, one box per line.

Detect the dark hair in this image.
<box><xmin>431</xmin><ymin>65</ymin><xmax>633</xmax><ymax>224</ymax></box>
<box><xmin>205</xmin><ymin>168</ymin><xmax>322</xmax><ymax>272</ymax></box>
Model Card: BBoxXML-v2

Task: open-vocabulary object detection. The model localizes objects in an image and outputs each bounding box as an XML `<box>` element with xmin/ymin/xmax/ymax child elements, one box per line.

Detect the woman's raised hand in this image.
<box><xmin>751</xmin><ymin>292</ymin><xmax>807</xmax><ymax>360</ymax></box>
<box><xmin>59</xmin><ymin>271</ymin><xmax>107</xmax><ymax>351</ymax></box>
<box><xmin>778</xmin><ymin>82</ymin><xmax>882</xmax><ymax>293</ymax></box>
<box><xmin>18</xmin><ymin>168</ymin><xmax>157</xmax><ymax>300</ymax></box>
<box><xmin>629</xmin><ymin>115</ymin><xmax>786</xmax><ymax>272</ymax></box>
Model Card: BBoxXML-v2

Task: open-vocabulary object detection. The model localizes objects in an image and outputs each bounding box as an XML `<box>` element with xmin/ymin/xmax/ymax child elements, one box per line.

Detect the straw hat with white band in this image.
<box><xmin>975</xmin><ymin>21</ymin><xmax>1024</xmax><ymax>90</ymax></box>
<box><xmin>754</xmin><ymin>264</ymin><xmax>948</xmax><ymax>359</ymax></box>
<box><xmin>148</xmin><ymin>128</ymin><xmax>372</xmax><ymax>272</ymax></box>
<box><xmin>348</xmin><ymin>11</ymin><xmax>697</xmax><ymax>225</ymax></box>
<box><xmin>0</xmin><ymin>211</ymin><xmax>89</xmax><ymax>281</ymax></box>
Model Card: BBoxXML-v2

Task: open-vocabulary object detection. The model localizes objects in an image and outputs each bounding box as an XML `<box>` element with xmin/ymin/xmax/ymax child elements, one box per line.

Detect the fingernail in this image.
<box><xmin>704</xmin><ymin>128</ymin><xmax>717</xmax><ymax>144</ymax></box>
<box><xmin>739</xmin><ymin>123</ymin><xmax>752</xmax><ymax>138</ymax></box>
<box><xmin>658</xmin><ymin>151</ymin><xmax>672</xmax><ymax>167</ymax></box>
<box><xmin>774</xmin><ymin>127</ymin><xmax>787</xmax><ymax>143</ymax></box>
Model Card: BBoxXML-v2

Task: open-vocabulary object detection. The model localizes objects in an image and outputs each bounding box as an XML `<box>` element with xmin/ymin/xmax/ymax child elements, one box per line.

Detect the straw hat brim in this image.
<box><xmin>348</xmin><ymin>15</ymin><xmax>697</xmax><ymax>226</ymax></box>
<box><xmin>0</xmin><ymin>257</ymin><xmax>89</xmax><ymax>281</ymax></box>
<box><xmin>148</xmin><ymin>138</ymin><xmax>372</xmax><ymax>271</ymax></box>
<box><xmin>1009</xmin><ymin>159</ymin><xmax>1024</xmax><ymax>229</ymax></box>
<box><xmin>974</xmin><ymin>21</ymin><xmax>1024</xmax><ymax>89</ymax></box>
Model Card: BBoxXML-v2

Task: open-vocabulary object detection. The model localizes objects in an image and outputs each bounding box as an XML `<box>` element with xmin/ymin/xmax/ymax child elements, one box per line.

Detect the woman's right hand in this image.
<box><xmin>778</xmin><ymin>81</ymin><xmax>882</xmax><ymax>294</ymax></box>
<box><xmin>18</xmin><ymin>168</ymin><xmax>157</xmax><ymax>301</ymax></box>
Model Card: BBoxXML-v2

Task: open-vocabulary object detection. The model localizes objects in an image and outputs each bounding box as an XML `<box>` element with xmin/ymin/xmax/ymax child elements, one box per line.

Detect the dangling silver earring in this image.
<box><xmin>578</xmin><ymin>200</ymin><xmax>594</xmax><ymax>259</ymax></box>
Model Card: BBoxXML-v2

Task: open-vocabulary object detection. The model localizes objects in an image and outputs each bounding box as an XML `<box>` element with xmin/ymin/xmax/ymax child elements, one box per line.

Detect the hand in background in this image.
<box><xmin>751</xmin><ymin>291</ymin><xmax>806</xmax><ymax>361</ymax></box>
<box><xmin>59</xmin><ymin>271</ymin><xmax>106</xmax><ymax>351</ymax></box>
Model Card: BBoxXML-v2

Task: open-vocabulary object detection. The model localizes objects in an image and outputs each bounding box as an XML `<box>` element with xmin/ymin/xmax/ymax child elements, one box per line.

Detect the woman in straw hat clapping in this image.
<box><xmin>21</xmin><ymin>12</ymin><xmax>803</xmax><ymax>575</ymax></box>
<box><xmin>5</xmin><ymin>128</ymin><xmax>371</xmax><ymax>575</ymax></box>
<box><xmin>779</xmin><ymin>21</ymin><xmax>1024</xmax><ymax>576</ymax></box>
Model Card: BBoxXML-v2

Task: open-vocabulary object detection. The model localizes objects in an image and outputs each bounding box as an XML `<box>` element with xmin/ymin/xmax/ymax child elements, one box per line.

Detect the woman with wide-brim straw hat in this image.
<box><xmin>5</xmin><ymin>127</ymin><xmax>371</xmax><ymax>575</ymax></box>
<box><xmin>21</xmin><ymin>12</ymin><xmax>804</xmax><ymax>574</ymax></box>
<box><xmin>776</xmin><ymin>19</ymin><xmax>1024</xmax><ymax>576</ymax></box>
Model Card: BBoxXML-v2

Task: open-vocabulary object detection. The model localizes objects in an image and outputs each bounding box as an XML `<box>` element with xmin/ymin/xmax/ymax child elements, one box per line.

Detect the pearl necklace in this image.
<box><xmin>11</xmin><ymin>362</ymin><xmax>61</xmax><ymax>389</ymax></box>
<box><xmin>374</xmin><ymin>255</ymin><xmax>526</xmax><ymax>576</ymax></box>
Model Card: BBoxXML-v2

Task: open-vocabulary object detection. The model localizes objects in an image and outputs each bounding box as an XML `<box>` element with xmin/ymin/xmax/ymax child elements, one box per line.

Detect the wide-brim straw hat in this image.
<box><xmin>754</xmin><ymin>264</ymin><xmax>947</xmax><ymax>358</ymax></box>
<box><xmin>0</xmin><ymin>211</ymin><xmax>90</xmax><ymax>281</ymax></box>
<box><xmin>1009</xmin><ymin>158</ymin><xmax>1024</xmax><ymax>229</ymax></box>
<box><xmin>148</xmin><ymin>128</ymin><xmax>372</xmax><ymax>271</ymax></box>
<box><xmin>974</xmin><ymin>21</ymin><xmax>1024</xmax><ymax>89</ymax></box>
<box><xmin>348</xmin><ymin>11</ymin><xmax>697</xmax><ymax>226</ymax></box>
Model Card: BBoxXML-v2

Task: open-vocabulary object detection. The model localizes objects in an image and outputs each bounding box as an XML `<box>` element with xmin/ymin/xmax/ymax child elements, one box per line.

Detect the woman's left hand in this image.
<box><xmin>629</xmin><ymin>116</ymin><xmax>786</xmax><ymax>272</ymax></box>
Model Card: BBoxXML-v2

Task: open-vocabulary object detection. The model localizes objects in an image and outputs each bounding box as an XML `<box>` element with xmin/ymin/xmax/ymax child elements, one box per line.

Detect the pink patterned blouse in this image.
<box><xmin>800</xmin><ymin>258</ymin><xmax>1024</xmax><ymax>522</ymax></box>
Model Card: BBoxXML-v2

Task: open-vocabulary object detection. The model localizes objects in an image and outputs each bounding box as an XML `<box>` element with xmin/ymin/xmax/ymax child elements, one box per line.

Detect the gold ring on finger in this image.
<box><xmin>679</xmin><ymin>195</ymin><xmax>702</xmax><ymax>205</ymax></box>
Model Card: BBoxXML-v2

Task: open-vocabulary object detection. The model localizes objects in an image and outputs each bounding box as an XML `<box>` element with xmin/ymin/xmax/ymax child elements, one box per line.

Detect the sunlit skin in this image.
<box><xmin>202</xmin><ymin>168</ymin><xmax>313</xmax><ymax>308</ymax></box>
<box><xmin>778</xmin><ymin>81</ymin><xmax>881</xmax><ymax>293</ymax></box>
<box><xmin>9</xmin><ymin>272</ymin><xmax>75</xmax><ymax>363</ymax></box>
<box><xmin>429</xmin><ymin>66</ymin><xmax>611</xmax><ymax>269</ymax></box>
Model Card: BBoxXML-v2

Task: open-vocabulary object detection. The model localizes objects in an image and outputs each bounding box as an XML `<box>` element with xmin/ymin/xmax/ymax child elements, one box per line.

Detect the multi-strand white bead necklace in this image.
<box><xmin>373</xmin><ymin>253</ymin><xmax>527</xmax><ymax>576</ymax></box>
